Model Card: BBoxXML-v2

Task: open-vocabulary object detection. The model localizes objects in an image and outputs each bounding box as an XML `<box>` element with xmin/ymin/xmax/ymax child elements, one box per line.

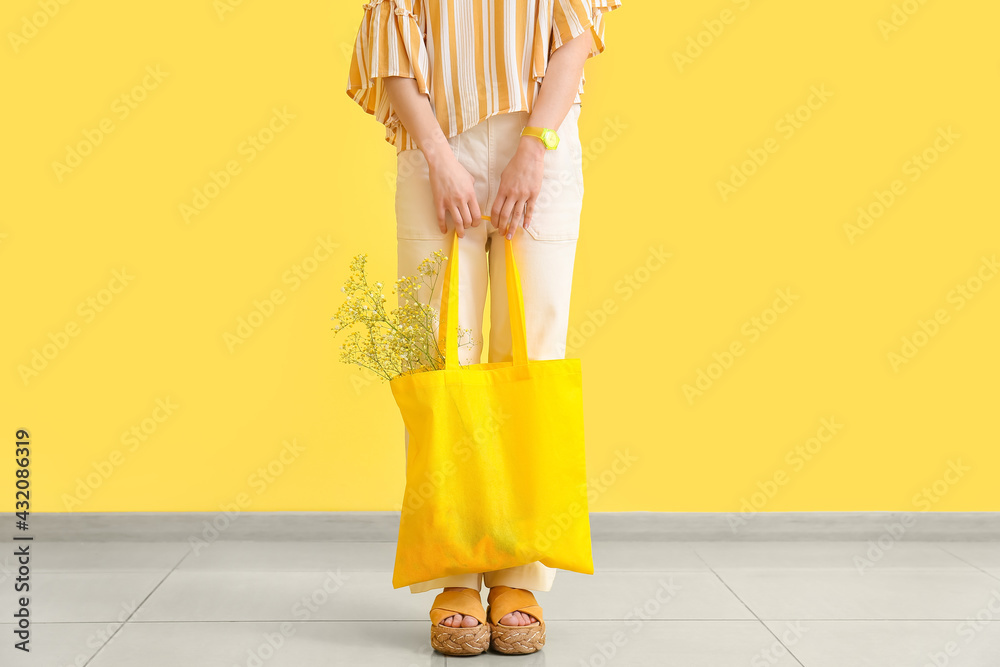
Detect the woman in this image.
<box><xmin>346</xmin><ymin>0</ymin><xmax>621</xmax><ymax>655</ymax></box>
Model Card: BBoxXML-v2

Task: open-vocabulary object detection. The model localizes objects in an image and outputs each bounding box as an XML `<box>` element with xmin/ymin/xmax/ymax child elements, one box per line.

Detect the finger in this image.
<box><xmin>506</xmin><ymin>200</ymin><xmax>525</xmax><ymax>240</ymax></box>
<box><xmin>466</xmin><ymin>174</ymin><xmax>482</xmax><ymax>227</ymax></box>
<box><xmin>450</xmin><ymin>206</ymin><xmax>465</xmax><ymax>237</ymax></box>
<box><xmin>490</xmin><ymin>196</ymin><xmax>504</xmax><ymax>231</ymax></box>
<box><xmin>436</xmin><ymin>204</ymin><xmax>447</xmax><ymax>234</ymax></box>
<box><xmin>458</xmin><ymin>200</ymin><xmax>473</xmax><ymax>229</ymax></box>
<box><xmin>470</xmin><ymin>197</ymin><xmax>483</xmax><ymax>227</ymax></box>
<box><xmin>523</xmin><ymin>197</ymin><xmax>536</xmax><ymax>231</ymax></box>
<box><xmin>499</xmin><ymin>197</ymin><xmax>517</xmax><ymax>237</ymax></box>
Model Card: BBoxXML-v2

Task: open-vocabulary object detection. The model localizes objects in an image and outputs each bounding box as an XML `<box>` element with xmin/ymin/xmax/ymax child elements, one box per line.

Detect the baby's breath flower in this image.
<box><xmin>331</xmin><ymin>249</ymin><xmax>477</xmax><ymax>381</ymax></box>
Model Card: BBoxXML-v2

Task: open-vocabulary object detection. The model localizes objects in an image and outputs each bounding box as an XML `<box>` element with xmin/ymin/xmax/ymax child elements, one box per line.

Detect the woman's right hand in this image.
<box><xmin>426</xmin><ymin>148</ymin><xmax>482</xmax><ymax>238</ymax></box>
<box><xmin>382</xmin><ymin>77</ymin><xmax>482</xmax><ymax>236</ymax></box>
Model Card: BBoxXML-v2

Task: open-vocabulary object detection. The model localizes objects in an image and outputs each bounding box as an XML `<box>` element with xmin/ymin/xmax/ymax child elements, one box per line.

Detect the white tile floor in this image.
<box><xmin>2</xmin><ymin>540</ymin><xmax>999</xmax><ymax>666</ymax></box>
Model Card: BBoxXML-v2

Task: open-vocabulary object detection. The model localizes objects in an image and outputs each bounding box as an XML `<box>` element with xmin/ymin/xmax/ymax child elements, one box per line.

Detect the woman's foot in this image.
<box><xmin>486</xmin><ymin>585</ymin><xmax>545</xmax><ymax>654</ymax></box>
<box><xmin>429</xmin><ymin>587</ymin><xmax>490</xmax><ymax>655</ymax></box>
<box><xmin>486</xmin><ymin>585</ymin><xmax>539</xmax><ymax>626</ymax></box>
<box><xmin>498</xmin><ymin>609</ymin><xmax>538</xmax><ymax>625</ymax></box>
<box><xmin>440</xmin><ymin>587</ymin><xmax>537</xmax><ymax>626</ymax></box>
<box><xmin>438</xmin><ymin>587</ymin><xmax>483</xmax><ymax>627</ymax></box>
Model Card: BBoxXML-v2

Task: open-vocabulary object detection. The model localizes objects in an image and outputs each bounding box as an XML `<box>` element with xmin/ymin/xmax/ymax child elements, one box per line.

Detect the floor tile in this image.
<box><xmin>13</xmin><ymin>537</ymin><xmax>999</xmax><ymax>665</ymax></box>
<box><xmin>471</xmin><ymin>620</ymin><xmax>801</xmax><ymax>667</ymax></box>
<box><xmin>592</xmin><ymin>541</ymin><xmax>709</xmax><ymax>571</ymax></box>
<box><xmin>543</xmin><ymin>571</ymin><xmax>754</xmax><ymax>620</ymax></box>
<box><xmin>762</xmin><ymin>619</ymin><xmax>1000</xmax><ymax>667</ymax></box>
<box><xmin>693</xmin><ymin>540</ymin><xmax>974</xmax><ymax>570</ymax></box>
<box><xmin>88</xmin><ymin>621</ymin><xmax>445</xmax><ymax>667</ymax></box>
<box><xmin>175</xmin><ymin>540</ymin><xmax>397</xmax><ymax>571</ymax></box>
<box><xmin>132</xmin><ymin>570</ymin><xmax>436</xmax><ymax>621</ymax></box>
<box><xmin>940</xmin><ymin>542</ymin><xmax>1000</xmax><ymax>577</ymax></box>
<box><xmin>0</xmin><ymin>541</ymin><xmax>189</xmax><ymax>573</ymax></box>
<box><xmin>716</xmin><ymin>568</ymin><xmax>1000</xmax><ymax>620</ymax></box>
<box><xmin>87</xmin><ymin>619</ymin><xmax>802</xmax><ymax>667</ymax></box>
<box><xmin>130</xmin><ymin>569</ymin><xmax>754</xmax><ymax>623</ymax></box>
<box><xmin>0</xmin><ymin>622</ymin><xmax>121</xmax><ymax>666</ymax></box>
<box><xmin>1</xmin><ymin>571</ymin><xmax>166</xmax><ymax>623</ymax></box>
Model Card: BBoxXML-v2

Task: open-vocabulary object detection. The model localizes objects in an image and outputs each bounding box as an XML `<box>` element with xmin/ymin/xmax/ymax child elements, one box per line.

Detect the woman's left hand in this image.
<box><xmin>491</xmin><ymin>138</ymin><xmax>546</xmax><ymax>240</ymax></box>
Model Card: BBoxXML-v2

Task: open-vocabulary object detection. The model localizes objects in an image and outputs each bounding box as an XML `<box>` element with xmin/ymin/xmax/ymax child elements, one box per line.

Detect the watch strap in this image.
<box><xmin>521</xmin><ymin>126</ymin><xmax>559</xmax><ymax>149</ymax></box>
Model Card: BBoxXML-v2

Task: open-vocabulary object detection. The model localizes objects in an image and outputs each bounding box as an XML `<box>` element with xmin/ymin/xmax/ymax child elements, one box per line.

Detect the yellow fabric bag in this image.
<box><xmin>390</xmin><ymin>231</ymin><xmax>593</xmax><ymax>589</ymax></box>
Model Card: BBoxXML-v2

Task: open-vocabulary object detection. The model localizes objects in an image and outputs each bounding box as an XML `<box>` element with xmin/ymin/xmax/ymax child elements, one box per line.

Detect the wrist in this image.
<box><xmin>420</xmin><ymin>134</ymin><xmax>453</xmax><ymax>169</ymax></box>
<box><xmin>518</xmin><ymin>134</ymin><xmax>547</xmax><ymax>160</ymax></box>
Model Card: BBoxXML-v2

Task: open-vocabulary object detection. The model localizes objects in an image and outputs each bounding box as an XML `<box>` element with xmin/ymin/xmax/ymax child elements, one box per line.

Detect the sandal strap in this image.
<box><xmin>429</xmin><ymin>588</ymin><xmax>486</xmax><ymax>625</ymax></box>
<box><xmin>487</xmin><ymin>585</ymin><xmax>544</xmax><ymax>625</ymax></box>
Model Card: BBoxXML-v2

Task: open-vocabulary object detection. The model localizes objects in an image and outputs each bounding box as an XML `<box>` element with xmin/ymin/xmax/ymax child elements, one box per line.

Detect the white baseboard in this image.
<box><xmin>7</xmin><ymin>511</ymin><xmax>998</xmax><ymax>541</ymax></box>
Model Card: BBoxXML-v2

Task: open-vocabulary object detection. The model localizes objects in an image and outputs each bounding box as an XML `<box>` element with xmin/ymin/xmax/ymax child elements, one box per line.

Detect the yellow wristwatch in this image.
<box><xmin>521</xmin><ymin>126</ymin><xmax>560</xmax><ymax>150</ymax></box>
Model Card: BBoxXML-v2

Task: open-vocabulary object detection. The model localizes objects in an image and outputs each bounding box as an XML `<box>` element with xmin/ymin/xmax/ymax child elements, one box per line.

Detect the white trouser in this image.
<box><xmin>394</xmin><ymin>104</ymin><xmax>585</xmax><ymax>594</ymax></box>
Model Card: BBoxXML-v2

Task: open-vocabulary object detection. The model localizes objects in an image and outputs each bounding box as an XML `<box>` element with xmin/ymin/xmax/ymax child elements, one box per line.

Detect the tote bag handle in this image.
<box><xmin>437</xmin><ymin>229</ymin><xmax>528</xmax><ymax>370</ymax></box>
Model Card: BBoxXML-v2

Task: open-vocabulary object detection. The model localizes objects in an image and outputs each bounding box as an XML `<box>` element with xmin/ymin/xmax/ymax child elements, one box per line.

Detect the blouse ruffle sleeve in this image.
<box><xmin>550</xmin><ymin>0</ymin><xmax>622</xmax><ymax>59</ymax></box>
<box><xmin>345</xmin><ymin>0</ymin><xmax>430</xmax><ymax>147</ymax></box>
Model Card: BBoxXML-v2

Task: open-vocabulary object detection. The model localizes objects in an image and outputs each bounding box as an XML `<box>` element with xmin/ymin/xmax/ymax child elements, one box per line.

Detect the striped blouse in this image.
<box><xmin>346</xmin><ymin>0</ymin><xmax>622</xmax><ymax>153</ymax></box>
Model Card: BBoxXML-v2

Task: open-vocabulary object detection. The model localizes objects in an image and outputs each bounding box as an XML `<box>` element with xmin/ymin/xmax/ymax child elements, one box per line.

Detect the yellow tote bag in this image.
<box><xmin>389</xmin><ymin>230</ymin><xmax>593</xmax><ymax>589</ymax></box>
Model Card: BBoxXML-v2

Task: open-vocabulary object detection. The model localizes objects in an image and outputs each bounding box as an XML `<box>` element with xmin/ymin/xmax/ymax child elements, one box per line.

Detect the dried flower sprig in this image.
<box><xmin>331</xmin><ymin>250</ymin><xmax>476</xmax><ymax>381</ymax></box>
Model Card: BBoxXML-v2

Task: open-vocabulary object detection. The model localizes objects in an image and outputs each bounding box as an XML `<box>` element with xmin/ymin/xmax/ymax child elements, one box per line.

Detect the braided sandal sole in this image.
<box><xmin>430</xmin><ymin>622</ymin><xmax>490</xmax><ymax>655</ymax></box>
<box><xmin>486</xmin><ymin>605</ymin><xmax>546</xmax><ymax>654</ymax></box>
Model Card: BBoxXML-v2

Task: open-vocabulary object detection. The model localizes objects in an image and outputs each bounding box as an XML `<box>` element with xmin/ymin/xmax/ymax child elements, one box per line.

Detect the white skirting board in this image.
<box><xmin>6</xmin><ymin>511</ymin><xmax>999</xmax><ymax>541</ymax></box>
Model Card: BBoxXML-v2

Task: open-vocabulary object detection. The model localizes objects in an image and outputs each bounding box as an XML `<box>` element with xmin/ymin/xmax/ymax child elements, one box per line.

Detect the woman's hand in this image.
<box><xmin>427</xmin><ymin>148</ymin><xmax>482</xmax><ymax>238</ymax></box>
<box><xmin>382</xmin><ymin>76</ymin><xmax>483</xmax><ymax>238</ymax></box>
<box><xmin>491</xmin><ymin>137</ymin><xmax>546</xmax><ymax>240</ymax></box>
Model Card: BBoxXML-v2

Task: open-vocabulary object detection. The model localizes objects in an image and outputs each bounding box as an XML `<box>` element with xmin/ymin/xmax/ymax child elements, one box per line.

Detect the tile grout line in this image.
<box><xmin>81</xmin><ymin>545</ymin><xmax>198</xmax><ymax>666</ymax></box>
<box><xmin>692</xmin><ymin>547</ymin><xmax>808</xmax><ymax>667</ymax></box>
<box><xmin>121</xmin><ymin>618</ymin><xmax>767</xmax><ymax>624</ymax></box>
<box><xmin>14</xmin><ymin>618</ymin><xmax>1000</xmax><ymax>625</ymax></box>
<box><xmin>936</xmin><ymin>545</ymin><xmax>1000</xmax><ymax>584</ymax></box>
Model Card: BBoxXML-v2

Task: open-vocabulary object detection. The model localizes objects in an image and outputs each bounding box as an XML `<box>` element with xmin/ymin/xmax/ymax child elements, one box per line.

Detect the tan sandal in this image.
<box><xmin>428</xmin><ymin>588</ymin><xmax>490</xmax><ymax>655</ymax></box>
<box><xmin>486</xmin><ymin>585</ymin><xmax>546</xmax><ymax>654</ymax></box>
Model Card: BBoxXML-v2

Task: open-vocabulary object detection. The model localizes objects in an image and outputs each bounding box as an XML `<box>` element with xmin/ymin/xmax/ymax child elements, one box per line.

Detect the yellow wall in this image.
<box><xmin>2</xmin><ymin>0</ymin><xmax>997</xmax><ymax>513</ymax></box>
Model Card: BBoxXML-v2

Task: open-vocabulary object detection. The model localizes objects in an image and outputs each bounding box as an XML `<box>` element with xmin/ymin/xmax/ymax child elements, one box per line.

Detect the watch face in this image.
<box><xmin>542</xmin><ymin>129</ymin><xmax>559</xmax><ymax>149</ymax></box>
